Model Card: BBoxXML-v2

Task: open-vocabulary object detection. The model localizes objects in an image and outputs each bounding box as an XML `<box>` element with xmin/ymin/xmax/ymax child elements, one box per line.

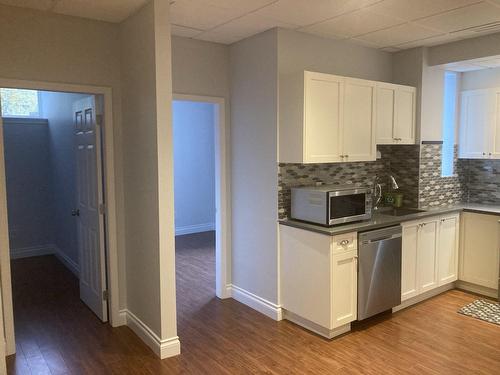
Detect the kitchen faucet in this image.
<box><xmin>372</xmin><ymin>175</ymin><xmax>399</xmax><ymax>210</ymax></box>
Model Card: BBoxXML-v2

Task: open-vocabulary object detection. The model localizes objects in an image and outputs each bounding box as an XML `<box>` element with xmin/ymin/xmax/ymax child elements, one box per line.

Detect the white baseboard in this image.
<box><xmin>393</xmin><ymin>283</ymin><xmax>455</xmax><ymax>313</ymax></box>
<box><xmin>456</xmin><ymin>280</ymin><xmax>498</xmax><ymax>299</ymax></box>
<box><xmin>124</xmin><ymin>309</ymin><xmax>181</xmax><ymax>359</ymax></box>
<box><xmin>117</xmin><ymin>309</ymin><xmax>128</xmax><ymax>326</ymax></box>
<box><xmin>228</xmin><ymin>284</ymin><xmax>283</xmax><ymax>321</ymax></box>
<box><xmin>175</xmin><ymin>222</ymin><xmax>215</xmax><ymax>236</ymax></box>
<box><xmin>10</xmin><ymin>244</ymin><xmax>54</xmax><ymax>259</ymax></box>
<box><xmin>283</xmin><ymin>310</ymin><xmax>351</xmax><ymax>339</ymax></box>
<box><xmin>53</xmin><ymin>245</ymin><xmax>79</xmax><ymax>278</ymax></box>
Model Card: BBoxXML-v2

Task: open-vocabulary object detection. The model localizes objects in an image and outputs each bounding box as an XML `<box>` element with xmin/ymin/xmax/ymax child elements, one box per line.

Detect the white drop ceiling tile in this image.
<box><xmin>366</xmin><ymin>0</ymin><xmax>481</xmax><ymax>22</ymax></box>
<box><xmin>358</xmin><ymin>22</ymin><xmax>443</xmax><ymax>47</ymax></box>
<box><xmin>200</xmin><ymin>13</ymin><xmax>298</xmax><ymax>43</ymax></box>
<box><xmin>301</xmin><ymin>8</ymin><xmax>405</xmax><ymax>39</ymax></box>
<box><xmin>53</xmin><ymin>0</ymin><xmax>148</xmax><ymax>22</ymax></box>
<box><xmin>253</xmin><ymin>0</ymin><xmax>381</xmax><ymax>27</ymax></box>
<box><xmin>416</xmin><ymin>2</ymin><xmax>500</xmax><ymax>33</ymax></box>
<box><xmin>170</xmin><ymin>0</ymin><xmax>249</xmax><ymax>30</ymax></box>
<box><xmin>197</xmin><ymin>0</ymin><xmax>278</xmax><ymax>13</ymax></box>
<box><xmin>0</xmin><ymin>0</ymin><xmax>55</xmax><ymax>11</ymax></box>
<box><xmin>171</xmin><ymin>24</ymin><xmax>203</xmax><ymax>38</ymax></box>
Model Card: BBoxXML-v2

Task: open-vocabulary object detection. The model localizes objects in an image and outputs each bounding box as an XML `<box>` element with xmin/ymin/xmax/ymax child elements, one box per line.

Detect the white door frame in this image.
<box><xmin>173</xmin><ymin>94</ymin><xmax>231</xmax><ymax>299</ymax></box>
<box><xmin>0</xmin><ymin>77</ymin><xmax>121</xmax><ymax>356</ymax></box>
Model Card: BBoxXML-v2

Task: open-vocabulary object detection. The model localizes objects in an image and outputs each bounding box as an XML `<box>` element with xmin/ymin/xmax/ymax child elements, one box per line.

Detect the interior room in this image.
<box><xmin>1</xmin><ymin>87</ymin><xmax>113</xmax><ymax>373</ymax></box>
<box><xmin>173</xmin><ymin>99</ymin><xmax>218</xmax><ymax>316</ymax></box>
<box><xmin>0</xmin><ymin>0</ymin><xmax>500</xmax><ymax>374</ymax></box>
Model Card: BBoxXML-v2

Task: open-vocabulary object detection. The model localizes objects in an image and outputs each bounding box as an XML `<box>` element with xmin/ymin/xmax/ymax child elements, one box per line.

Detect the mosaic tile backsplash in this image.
<box><xmin>279</xmin><ymin>142</ymin><xmax>500</xmax><ymax>220</ymax></box>
<box><xmin>461</xmin><ymin>159</ymin><xmax>500</xmax><ymax>204</ymax></box>
<box><xmin>278</xmin><ymin>145</ymin><xmax>420</xmax><ymax>219</ymax></box>
<box><xmin>418</xmin><ymin>144</ymin><xmax>466</xmax><ymax>209</ymax></box>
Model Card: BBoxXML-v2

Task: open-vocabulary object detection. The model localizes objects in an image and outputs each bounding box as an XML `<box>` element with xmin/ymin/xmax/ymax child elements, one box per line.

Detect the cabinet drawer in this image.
<box><xmin>332</xmin><ymin>232</ymin><xmax>357</xmax><ymax>254</ymax></box>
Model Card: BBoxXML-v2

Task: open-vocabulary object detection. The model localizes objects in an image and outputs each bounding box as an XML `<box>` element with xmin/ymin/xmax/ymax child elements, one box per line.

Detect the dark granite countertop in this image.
<box><xmin>279</xmin><ymin>203</ymin><xmax>500</xmax><ymax>236</ymax></box>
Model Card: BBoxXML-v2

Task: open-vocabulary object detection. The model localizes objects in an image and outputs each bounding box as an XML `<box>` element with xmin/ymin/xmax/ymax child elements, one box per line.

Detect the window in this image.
<box><xmin>0</xmin><ymin>88</ymin><xmax>41</xmax><ymax>118</ymax></box>
<box><xmin>441</xmin><ymin>71</ymin><xmax>458</xmax><ymax>177</ymax></box>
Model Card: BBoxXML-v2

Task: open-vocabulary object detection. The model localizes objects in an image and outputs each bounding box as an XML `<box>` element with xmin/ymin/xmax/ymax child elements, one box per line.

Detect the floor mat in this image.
<box><xmin>458</xmin><ymin>299</ymin><xmax>500</xmax><ymax>326</ymax></box>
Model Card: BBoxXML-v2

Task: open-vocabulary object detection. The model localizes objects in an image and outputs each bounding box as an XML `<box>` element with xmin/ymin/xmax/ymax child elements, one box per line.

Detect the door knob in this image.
<box><xmin>71</xmin><ymin>209</ymin><xmax>80</xmax><ymax>217</ymax></box>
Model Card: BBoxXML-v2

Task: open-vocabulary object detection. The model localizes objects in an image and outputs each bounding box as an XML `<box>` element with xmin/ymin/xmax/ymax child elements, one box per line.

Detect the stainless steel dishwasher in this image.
<box><xmin>358</xmin><ymin>225</ymin><xmax>402</xmax><ymax>320</ymax></box>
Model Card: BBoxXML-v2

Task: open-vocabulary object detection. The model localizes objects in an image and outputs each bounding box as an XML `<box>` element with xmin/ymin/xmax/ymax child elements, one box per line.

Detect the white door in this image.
<box><xmin>438</xmin><ymin>215</ymin><xmax>459</xmax><ymax>286</ymax></box>
<box><xmin>376</xmin><ymin>84</ymin><xmax>396</xmax><ymax>145</ymax></box>
<box><xmin>394</xmin><ymin>86</ymin><xmax>416</xmax><ymax>144</ymax></box>
<box><xmin>304</xmin><ymin>72</ymin><xmax>344</xmax><ymax>163</ymax></box>
<box><xmin>459</xmin><ymin>90</ymin><xmax>490</xmax><ymax>158</ymax></box>
<box><xmin>489</xmin><ymin>90</ymin><xmax>500</xmax><ymax>159</ymax></box>
<box><xmin>401</xmin><ymin>223</ymin><xmax>418</xmax><ymax>301</ymax></box>
<box><xmin>343</xmin><ymin>78</ymin><xmax>376</xmax><ymax>162</ymax></box>
<box><xmin>74</xmin><ymin>96</ymin><xmax>108</xmax><ymax>321</ymax></box>
<box><xmin>331</xmin><ymin>250</ymin><xmax>357</xmax><ymax>328</ymax></box>
<box><xmin>418</xmin><ymin>220</ymin><xmax>439</xmax><ymax>293</ymax></box>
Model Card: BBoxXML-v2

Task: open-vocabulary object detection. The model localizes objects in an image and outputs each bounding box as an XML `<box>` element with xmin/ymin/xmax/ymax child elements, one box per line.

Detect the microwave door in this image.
<box><xmin>329</xmin><ymin>192</ymin><xmax>367</xmax><ymax>224</ymax></box>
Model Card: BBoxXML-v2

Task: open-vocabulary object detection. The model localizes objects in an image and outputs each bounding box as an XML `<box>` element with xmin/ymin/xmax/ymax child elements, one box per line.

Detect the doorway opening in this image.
<box><xmin>172</xmin><ymin>95</ymin><xmax>230</xmax><ymax>323</ymax></box>
<box><xmin>0</xmin><ymin>84</ymin><xmax>115</xmax><ymax>362</ymax></box>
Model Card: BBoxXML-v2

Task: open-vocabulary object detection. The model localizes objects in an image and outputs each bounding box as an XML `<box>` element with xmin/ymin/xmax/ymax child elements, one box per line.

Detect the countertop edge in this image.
<box><xmin>279</xmin><ymin>205</ymin><xmax>500</xmax><ymax>236</ymax></box>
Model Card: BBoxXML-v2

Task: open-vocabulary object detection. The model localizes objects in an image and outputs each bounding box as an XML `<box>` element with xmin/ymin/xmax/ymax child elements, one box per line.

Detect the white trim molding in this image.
<box><xmin>175</xmin><ymin>222</ymin><xmax>215</xmax><ymax>236</ymax></box>
<box><xmin>228</xmin><ymin>284</ymin><xmax>283</xmax><ymax>321</ymax></box>
<box><xmin>124</xmin><ymin>309</ymin><xmax>181</xmax><ymax>359</ymax></box>
<box><xmin>53</xmin><ymin>245</ymin><xmax>79</xmax><ymax>278</ymax></box>
<box><xmin>10</xmin><ymin>244</ymin><xmax>54</xmax><ymax>259</ymax></box>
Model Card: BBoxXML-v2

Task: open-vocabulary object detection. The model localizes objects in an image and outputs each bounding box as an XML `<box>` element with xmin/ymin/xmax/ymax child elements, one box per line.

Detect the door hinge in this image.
<box><xmin>99</xmin><ymin>203</ymin><xmax>106</xmax><ymax>215</ymax></box>
<box><xmin>103</xmin><ymin>290</ymin><xmax>109</xmax><ymax>301</ymax></box>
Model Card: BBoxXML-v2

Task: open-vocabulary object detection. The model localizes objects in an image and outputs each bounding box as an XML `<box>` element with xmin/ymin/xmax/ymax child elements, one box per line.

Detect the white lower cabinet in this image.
<box><xmin>280</xmin><ymin>225</ymin><xmax>357</xmax><ymax>338</ymax></box>
<box><xmin>459</xmin><ymin>212</ymin><xmax>500</xmax><ymax>292</ymax></box>
<box><xmin>401</xmin><ymin>214</ymin><xmax>459</xmax><ymax>302</ymax></box>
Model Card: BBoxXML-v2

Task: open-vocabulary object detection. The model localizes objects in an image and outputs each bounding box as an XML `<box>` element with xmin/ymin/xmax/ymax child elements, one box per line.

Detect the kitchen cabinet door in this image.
<box><xmin>438</xmin><ymin>215</ymin><xmax>459</xmax><ymax>286</ymax></box>
<box><xmin>332</xmin><ymin>250</ymin><xmax>357</xmax><ymax>328</ymax></box>
<box><xmin>343</xmin><ymin>78</ymin><xmax>376</xmax><ymax>162</ymax></box>
<box><xmin>418</xmin><ymin>219</ymin><xmax>439</xmax><ymax>293</ymax></box>
<box><xmin>304</xmin><ymin>72</ymin><xmax>344</xmax><ymax>163</ymax></box>
<box><xmin>489</xmin><ymin>90</ymin><xmax>500</xmax><ymax>159</ymax></box>
<box><xmin>459</xmin><ymin>212</ymin><xmax>500</xmax><ymax>290</ymax></box>
<box><xmin>394</xmin><ymin>86</ymin><xmax>416</xmax><ymax>144</ymax></box>
<box><xmin>459</xmin><ymin>90</ymin><xmax>491</xmax><ymax>159</ymax></box>
<box><xmin>376</xmin><ymin>84</ymin><xmax>396</xmax><ymax>145</ymax></box>
<box><xmin>401</xmin><ymin>223</ymin><xmax>418</xmax><ymax>301</ymax></box>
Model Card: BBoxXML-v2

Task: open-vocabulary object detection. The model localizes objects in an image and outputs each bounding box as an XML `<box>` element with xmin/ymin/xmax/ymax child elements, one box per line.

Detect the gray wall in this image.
<box><xmin>2</xmin><ymin>119</ymin><xmax>53</xmax><ymax>251</ymax></box>
<box><xmin>173</xmin><ymin>100</ymin><xmax>215</xmax><ymax>235</ymax></box>
<box><xmin>230</xmin><ymin>29</ymin><xmax>279</xmax><ymax>303</ymax></box>
<box><xmin>461</xmin><ymin>67</ymin><xmax>500</xmax><ymax>90</ymax></box>
<box><xmin>41</xmin><ymin>91</ymin><xmax>88</xmax><ymax>267</ymax></box>
<box><xmin>0</xmin><ymin>3</ymin><xmax>126</xmax><ymax>310</ymax></box>
<box><xmin>120</xmin><ymin>0</ymin><xmax>177</xmax><ymax>341</ymax></box>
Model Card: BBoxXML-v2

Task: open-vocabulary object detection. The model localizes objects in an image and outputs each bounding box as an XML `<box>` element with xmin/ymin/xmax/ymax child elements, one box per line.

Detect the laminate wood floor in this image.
<box><xmin>7</xmin><ymin>232</ymin><xmax>500</xmax><ymax>374</ymax></box>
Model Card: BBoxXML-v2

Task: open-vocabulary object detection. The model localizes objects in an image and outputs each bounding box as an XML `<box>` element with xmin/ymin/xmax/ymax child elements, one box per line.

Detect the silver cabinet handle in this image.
<box><xmin>340</xmin><ymin>239</ymin><xmax>350</xmax><ymax>246</ymax></box>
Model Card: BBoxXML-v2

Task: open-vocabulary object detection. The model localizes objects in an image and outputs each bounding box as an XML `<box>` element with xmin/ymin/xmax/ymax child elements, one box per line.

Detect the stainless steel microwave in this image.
<box><xmin>291</xmin><ymin>185</ymin><xmax>372</xmax><ymax>226</ymax></box>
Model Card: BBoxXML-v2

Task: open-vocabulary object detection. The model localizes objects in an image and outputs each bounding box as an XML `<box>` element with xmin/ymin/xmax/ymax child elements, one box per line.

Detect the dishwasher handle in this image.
<box><xmin>361</xmin><ymin>233</ymin><xmax>402</xmax><ymax>244</ymax></box>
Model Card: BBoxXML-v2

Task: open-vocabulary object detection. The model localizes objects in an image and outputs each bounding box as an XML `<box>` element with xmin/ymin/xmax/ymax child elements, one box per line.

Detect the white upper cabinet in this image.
<box><xmin>376</xmin><ymin>83</ymin><xmax>416</xmax><ymax>145</ymax></box>
<box><xmin>459</xmin><ymin>88</ymin><xmax>500</xmax><ymax>159</ymax></box>
<box><xmin>343</xmin><ymin>78</ymin><xmax>376</xmax><ymax>162</ymax></box>
<box><xmin>304</xmin><ymin>73</ymin><xmax>344</xmax><ymax>163</ymax></box>
<box><xmin>280</xmin><ymin>71</ymin><xmax>413</xmax><ymax>164</ymax></box>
